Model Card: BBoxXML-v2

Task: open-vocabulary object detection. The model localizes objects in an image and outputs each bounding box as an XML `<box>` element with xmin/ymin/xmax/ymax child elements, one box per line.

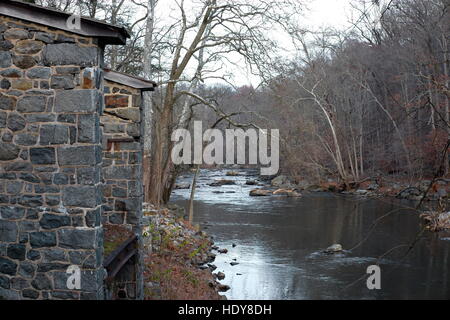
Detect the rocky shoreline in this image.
<box><xmin>243</xmin><ymin>173</ymin><xmax>450</xmax><ymax>202</ymax></box>
<box><xmin>141</xmin><ymin>204</ymin><xmax>228</xmax><ymax>300</ymax></box>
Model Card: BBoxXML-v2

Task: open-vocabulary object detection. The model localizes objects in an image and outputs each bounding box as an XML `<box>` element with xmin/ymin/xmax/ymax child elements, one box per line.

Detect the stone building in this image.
<box><xmin>0</xmin><ymin>0</ymin><xmax>155</xmax><ymax>300</ymax></box>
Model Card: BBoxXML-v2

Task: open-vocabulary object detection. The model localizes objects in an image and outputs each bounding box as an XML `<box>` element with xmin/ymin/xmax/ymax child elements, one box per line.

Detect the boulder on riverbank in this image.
<box><xmin>271</xmin><ymin>175</ymin><xmax>294</xmax><ymax>188</ymax></box>
<box><xmin>273</xmin><ymin>189</ymin><xmax>302</xmax><ymax>197</ymax></box>
<box><xmin>250</xmin><ymin>189</ymin><xmax>272</xmax><ymax>197</ymax></box>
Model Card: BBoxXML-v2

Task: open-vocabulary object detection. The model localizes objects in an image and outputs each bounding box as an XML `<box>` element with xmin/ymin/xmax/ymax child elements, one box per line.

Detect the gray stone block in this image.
<box><xmin>24</xmin><ymin>114</ymin><xmax>56</xmax><ymax>123</ymax></box>
<box><xmin>27</xmin><ymin>250</ymin><xmax>40</xmax><ymax>261</ymax></box>
<box><xmin>76</xmin><ymin>167</ymin><xmax>99</xmax><ymax>185</ymax></box>
<box><xmin>103</xmin><ymin>166</ymin><xmax>134</xmax><ymax>180</ymax></box>
<box><xmin>0</xmin><ymin>287</ymin><xmax>20</xmax><ymax>300</ymax></box>
<box><xmin>58</xmin><ymin>228</ymin><xmax>97</xmax><ymax>249</ymax></box>
<box><xmin>55</xmin><ymin>90</ymin><xmax>97</xmax><ymax>113</ymax></box>
<box><xmin>0</xmin><ymin>68</ymin><xmax>23</xmax><ymax>78</ymax></box>
<box><xmin>7</xmin><ymin>244</ymin><xmax>26</xmax><ymax>261</ymax></box>
<box><xmin>0</xmin><ymin>93</ymin><xmax>16</xmax><ymax>111</ymax></box>
<box><xmin>13</xmin><ymin>54</ymin><xmax>37</xmax><ymax>69</ymax></box>
<box><xmin>0</xmin><ymin>206</ymin><xmax>25</xmax><ymax>220</ymax></box>
<box><xmin>0</xmin><ymin>52</ymin><xmax>12</xmax><ymax>68</ymax></box>
<box><xmin>77</xmin><ymin>114</ymin><xmax>98</xmax><ymax>143</ymax></box>
<box><xmin>0</xmin><ymin>220</ymin><xmax>18</xmax><ymax>242</ymax></box>
<box><xmin>85</xmin><ymin>208</ymin><xmax>101</xmax><ymax>228</ymax></box>
<box><xmin>0</xmin><ymin>40</ymin><xmax>14</xmax><ymax>51</ymax></box>
<box><xmin>4</xmin><ymin>28</ymin><xmax>29</xmax><ymax>40</ymax></box>
<box><xmin>26</xmin><ymin>67</ymin><xmax>51</xmax><ymax>79</ymax></box>
<box><xmin>62</xmin><ymin>186</ymin><xmax>98</xmax><ymax>208</ymax></box>
<box><xmin>22</xmin><ymin>288</ymin><xmax>39</xmax><ymax>299</ymax></box>
<box><xmin>30</xmin><ymin>231</ymin><xmax>57</xmax><ymax>248</ymax></box>
<box><xmin>31</xmin><ymin>273</ymin><xmax>52</xmax><ymax>290</ymax></box>
<box><xmin>4</xmin><ymin>161</ymin><xmax>32</xmax><ymax>172</ymax></box>
<box><xmin>58</xmin><ymin>146</ymin><xmax>96</xmax><ymax>166</ymax></box>
<box><xmin>30</xmin><ymin>147</ymin><xmax>56</xmax><ymax>164</ymax></box>
<box><xmin>37</xmin><ymin>263</ymin><xmax>70</xmax><ymax>273</ymax></box>
<box><xmin>6</xmin><ymin>181</ymin><xmax>23</xmax><ymax>195</ymax></box>
<box><xmin>18</xmin><ymin>262</ymin><xmax>36</xmax><ymax>279</ymax></box>
<box><xmin>0</xmin><ymin>111</ymin><xmax>6</xmax><ymax>128</ymax></box>
<box><xmin>40</xmin><ymin>124</ymin><xmax>69</xmax><ymax>145</ymax></box>
<box><xmin>0</xmin><ymin>275</ymin><xmax>10</xmax><ymax>289</ymax></box>
<box><xmin>43</xmin><ymin>43</ymin><xmax>98</xmax><ymax>67</ymax></box>
<box><xmin>0</xmin><ymin>257</ymin><xmax>18</xmax><ymax>276</ymax></box>
<box><xmin>19</xmin><ymin>173</ymin><xmax>40</xmax><ymax>183</ymax></box>
<box><xmin>40</xmin><ymin>213</ymin><xmax>71</xmax><ymax>230</ymax></box>
<box><xmin>0</xmin><ymin>142</ymin><xmax>20</xmax><ymax>161</ymax></box>
<box><xmin>50</xmin><ymin>75</ymin><xmax>75</xmax><ymax>90</ymax></box>
<box><xmin>16</xmin><ymin>96</ymin><xmax>46</xmax><ymax>113</ymax></box>
<box><xmin>15</xmin><ymin>40</ymin><xmax>44</xmax><ymax>54</ymax></box>
<box><xmin>34</xmin><ymin>32</ymin><xmax>54</xmax><ymax>44</ymax></box>
<box><xmin>7</xmin><ymin>113</ymin><xmax>26</xmax><ymax>132</ymax></box>
<box><xmin>42</xmin><ymin>249</ymin><xmax>68</xmax><ymax>263</ymax></box>
<box><xmin>14</xmin><ymin>133</ymin><xmax>38</xmax><ymax>146</ymax></box>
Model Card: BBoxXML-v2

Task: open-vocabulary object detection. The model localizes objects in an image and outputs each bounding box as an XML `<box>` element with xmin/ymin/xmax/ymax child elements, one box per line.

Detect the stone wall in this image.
<box><xmin>0</xmin><ymin>17</ymin><xmax>106</xmax><ymax>300</ymax></box>
<box><xmin>101</xmin><ymin>80</ymin><xmax>144</xmax><ymax>299</ymax></box>
<box><xmin>101</xmin><ymin>81</ymin><xmax>143</xmax><ymax>228</ymax></box>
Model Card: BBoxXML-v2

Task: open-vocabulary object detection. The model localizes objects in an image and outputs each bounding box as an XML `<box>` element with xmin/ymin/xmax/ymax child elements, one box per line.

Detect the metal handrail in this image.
<box><xmin>104</xmin><ymin>235</ymin><xmax>138</xmax><ymax>284</ymax></box>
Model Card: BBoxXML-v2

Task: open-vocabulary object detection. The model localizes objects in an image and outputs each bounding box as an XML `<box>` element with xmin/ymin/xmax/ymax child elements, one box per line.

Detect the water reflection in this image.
<box><xmin>171</xmin><ymin>169</ymin><xmax>450</xmax><ymax>300</ymax></box>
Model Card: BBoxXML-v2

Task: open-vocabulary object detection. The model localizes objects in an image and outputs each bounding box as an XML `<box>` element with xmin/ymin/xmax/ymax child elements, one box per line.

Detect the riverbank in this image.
<box><xmin>142</xmin><ymin>204</ymin><xmax>227</xmax><ymax>300</ymax></box>
<box><xmin>244</xmin><ymin>172</ymin><xmax>450</xmax><ymax>202</ymax></box>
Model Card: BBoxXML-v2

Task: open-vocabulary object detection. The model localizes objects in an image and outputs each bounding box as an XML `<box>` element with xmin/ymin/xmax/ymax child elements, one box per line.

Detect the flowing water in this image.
<box><xmin>171</xmin><ymin>169</ymin><xmax>450</xmax><ymax>300</ymax></box>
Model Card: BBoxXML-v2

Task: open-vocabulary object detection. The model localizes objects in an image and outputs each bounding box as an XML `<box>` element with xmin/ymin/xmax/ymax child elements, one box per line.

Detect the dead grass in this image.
<box><xmin>143</xmin><ymin>217</ymin><xmax>221</xmax><ymax>300</ymax></box>
<box><xmin>420</xmin><ymin>211</ymin><xmax>450</xmax><ymax>232</ymax></box>
<box><xmin>103</xmin><ymin>224</ymin><xmax>134</xmax><ymax>258</ymax></box>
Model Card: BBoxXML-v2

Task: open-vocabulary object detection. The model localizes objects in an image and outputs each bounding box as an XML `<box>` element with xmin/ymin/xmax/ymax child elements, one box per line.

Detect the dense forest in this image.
<box><xmin>31</xmin><ymin>0</ymin><xmax>449</xmax><ymax>203</ymax></box>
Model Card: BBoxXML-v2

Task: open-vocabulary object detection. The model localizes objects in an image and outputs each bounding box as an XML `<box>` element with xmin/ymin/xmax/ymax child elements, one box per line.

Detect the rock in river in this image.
<box><xmin>215</xmin><ymin>272</ymin><xmax>226</xmax><ymax>280</ymax></box>
<box><xmin>273</xmin><ymin>189</ymin><xmax>302</xmax><ymax>197</ymax></box>
<box><xmin>324</xmin><ymin>244</ymin><xmax>343</xmax><ymax>254</ymax></box>
<box><xmin>174</xmin><ymin>183</ymin><xmax>190</xmax><ymax>190</ymax></box>
<box><xmin>217</xmin><ymin>284</ymin><xmax>231</xmax><ymax>292</ymax></box>
<box><xmin>208</xmin><ymin>179</ymin><xmax>236</xmax><ymax>187</ymax></box>
<box><xmin>249</xmin><ymin>189</ymin><xmax>272</xmax><ymax>197</ymax></box>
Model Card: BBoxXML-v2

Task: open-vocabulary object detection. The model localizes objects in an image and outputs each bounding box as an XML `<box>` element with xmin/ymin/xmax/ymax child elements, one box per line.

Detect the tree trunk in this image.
<box><xmin>143</xmin><ymin>0</ymin><xmax>156</xmax><ymax>203</ymax></box>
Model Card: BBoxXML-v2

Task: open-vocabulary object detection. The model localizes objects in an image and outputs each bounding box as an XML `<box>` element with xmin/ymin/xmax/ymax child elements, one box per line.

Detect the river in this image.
<box><xmin>171</xmin><ymin>169</ymin><xmax>450</xmax><ymax>300</ymax></box>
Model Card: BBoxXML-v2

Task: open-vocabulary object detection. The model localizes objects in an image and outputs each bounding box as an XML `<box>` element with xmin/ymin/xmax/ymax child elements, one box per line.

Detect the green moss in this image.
<box><xmin>104</xmin><ymin>239</ymin><xmax>123</xmax><ymax>258</ymax></box>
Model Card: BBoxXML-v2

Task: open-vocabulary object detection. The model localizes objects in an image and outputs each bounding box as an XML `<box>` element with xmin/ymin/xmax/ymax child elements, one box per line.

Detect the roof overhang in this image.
<box><xmin>0</xmin><ymin>0</ymin><xmax>130</xmax><ymax>45</ymax></box>
<box><xmin>104</xmin><ymin>70</ymin><xmax>157</xmax><ymax>92</ymax></box>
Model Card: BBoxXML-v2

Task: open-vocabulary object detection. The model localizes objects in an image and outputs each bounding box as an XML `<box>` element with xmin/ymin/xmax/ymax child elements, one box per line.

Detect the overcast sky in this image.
<box><xmin>306</xmin><ymin>0</ymin><xmax>352</xmax><ymax>30</ymax></box>
<box><xmin>148</xmin><ymin>0</ymin><xmax>355</xmax><ymax>86</ymax></box>
<box><xmin>232</xmin><ymin>0</ymin><xmax>354</xmax><ymax>86</ymax></box>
